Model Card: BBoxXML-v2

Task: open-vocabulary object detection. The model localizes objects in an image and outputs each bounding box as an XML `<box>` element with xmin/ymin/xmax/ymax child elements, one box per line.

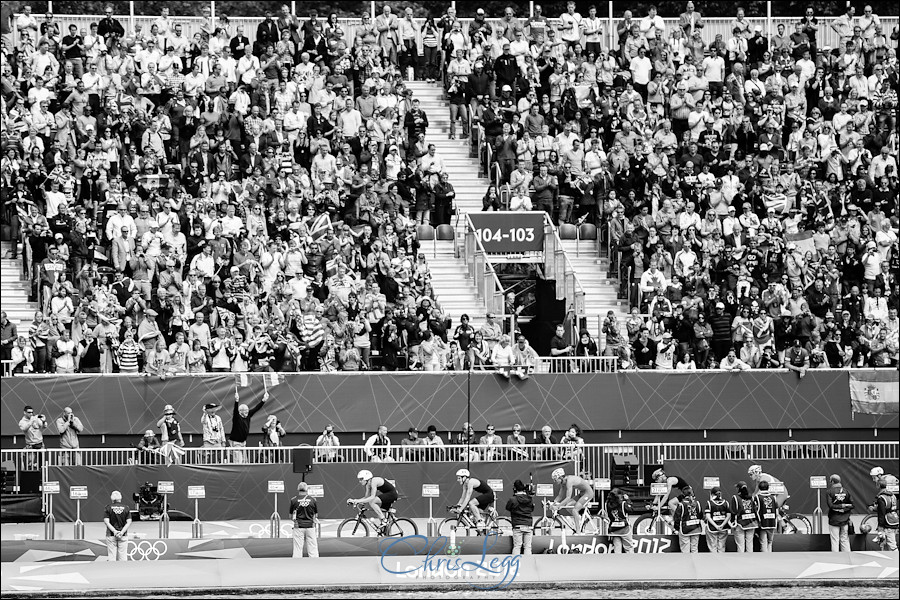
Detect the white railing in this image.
<box><xmin>462</xmin><ymin>213</ymin><xmax>505</xmax><ymax>316</ymax></box>
<box><xmin>532</xmin><ymin>355</ymin><xmax>618</xmax><ymax>373</ymax></box>
<box><xmin>3</xmin><ymin>441</ymin><xmax>895</xmax><ymax>472</ymax></box>
<box><xmin>13</xmin><ymin>14</ymin><xmax>898</xmax><ymax>59</ymax></box>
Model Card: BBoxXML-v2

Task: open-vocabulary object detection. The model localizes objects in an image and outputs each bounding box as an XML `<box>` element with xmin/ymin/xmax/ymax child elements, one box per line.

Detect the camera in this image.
<box><xmin>133</xmin><ymin>482</ymin><xmax>163</xmax><ymax>520</ymax></box>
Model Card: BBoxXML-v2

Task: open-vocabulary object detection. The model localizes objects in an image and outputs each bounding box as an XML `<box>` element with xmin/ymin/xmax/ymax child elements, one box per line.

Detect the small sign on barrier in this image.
<box><xmin>44</xmin><ymin>481</ymin><xmax>60</xmax><ymax>494</ymax></box>
<box><xmin>157</xmin><ymin>481</ymin><xmax>174</xmax><ymax>494</ymax></box>
<box><xmin>268</xmin><ymin>480</ymin><xmax>284</xmax><ymax>493</ymax></box>
<box><xmin>487</xmin><ymin>479</ymin><xmax>504</xmax><ymax>492</ymax></box>
<box><xmin>308</xmin><ymin>485</ymin><xmax>324</xmax><ymax>498</ymax></box>
<box><xmin>188</xmin><ymin>486</ymin><xmax>206</xmax><ymax>499</ymax></box>
<box><xmin>809</xmin><ymin>476</ymin><xmax>827</xmax><ymax>489</ymax></box>
<box><xmin>650</xmin><ymin>483</ymin><xmax>669</xmax><ymax>496</ymax></box>
<box><xmin>536</xmin><ymin>484</ymin><xmax>554</xmax><ymax>497</ymax></box>
<box><xmin>769</xmin><ymin>482</ymin><xmax>786</xmax><ymax>495</ymax></box>
<box><xmin>887</xmin><ymin>484</ymin><xmax>899</xmax><ymax>494</ymax></box>
<box><xmin>703</xmin><ymin>477</ymin><xmax>720</xmax><ymax>490</ymax></box>
<box><xmin>595</xmin><ymin>478</ymin><xmax>611</xmax><ymax>491</ymax></box>
<box><xmin>422</xmin><ymin>484</ymin><xmax>440</xmax><ymax>498</ymax></box>
<box><xmin>69</xmin><ymin>486</ymin><xmax>88</xmax><ymax>500</ymax></box>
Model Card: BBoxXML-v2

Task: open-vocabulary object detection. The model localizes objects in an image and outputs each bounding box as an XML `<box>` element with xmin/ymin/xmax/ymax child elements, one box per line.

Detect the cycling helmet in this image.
<box><xmin>748</xmin><ymin>465</ymin><xmax>762</xmax><ymax>476</ymax></box>
<box><xmin>456</xmin><ymin>468</ymin><xmax>470</xmax><ymax>478</ymax></box>
<box><xmin>870</xmin><ymin>467</ymin><xmax>884</xmax><ymax>477</ymax></box>
<box><xmin>551</xmin><ymin>468</ymin><xmax>566</xmax><ymax>481</ymax></box>
<box><xmin>651</xmin><ymin>468</ymin><xmax>666</xmax><ymax>481</ymax></box>
<box><xmin>357</xmin><ymin>469</ymin><xmax>373</xmax><ymax>482</ymax></box>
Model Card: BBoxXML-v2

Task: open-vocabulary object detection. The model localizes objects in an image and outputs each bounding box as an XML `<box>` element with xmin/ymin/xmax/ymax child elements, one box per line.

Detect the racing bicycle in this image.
<box><xmin>532</xmin><ymin>499</ymin><xmax>603</xmax><ymax>535</ymax></box>
<box><xmin>337</xmin><ymin>501</ymin><xmax>418</xmax><ymax>537</ymax></box>
<box><xmin>439</xmin><ymin>504</ymin><xmax>513</xmax><ymax>536</ymax></box>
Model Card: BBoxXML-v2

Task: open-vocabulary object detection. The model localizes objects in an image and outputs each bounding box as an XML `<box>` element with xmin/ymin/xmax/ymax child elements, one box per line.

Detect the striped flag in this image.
<box><xmin>308</xmin><ymin>213</ymin><xmax>333</xmax><ymax>240</ymax></box>
<box><xmin>236</xmin><ymin>373</ymin><xmax>250</xmax><ymax>388</ymax></box>
<box><xmin>850</xmin><ymin>371</ymin><xmax>899</xmax><ymax>415</ymax></box>
<box><xmin>302</xmin><ymin>315</ymin><xmax>325</xmax><ymax>348</ymax></box>
<box><xmin>265</xmin><ymin>372</ymin><xmax>284</xmax><ymax>389</ymax></box>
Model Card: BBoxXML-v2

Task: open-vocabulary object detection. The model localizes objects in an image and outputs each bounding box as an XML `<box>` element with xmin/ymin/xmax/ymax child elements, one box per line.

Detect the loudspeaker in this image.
<box><xmin>292</xmin><ymin>446</ymin><xmax>313</xmax><ymax>474</ymax></box>
<box><xmin>19</xmin><ymin>471</ymin><xmax>42</xmax><ymax>494</ymax></box>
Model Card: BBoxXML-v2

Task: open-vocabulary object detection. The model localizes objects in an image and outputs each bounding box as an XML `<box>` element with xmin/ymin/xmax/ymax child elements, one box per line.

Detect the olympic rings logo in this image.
<box><xmin>247</xmin><ymin>523</ymin><xmax>292</xmax><ymax>538</ymax></box>
<box><xmin>125</xmin><ymin>540</ymin><xmax>168</xmax><ymax>561</ymax></box>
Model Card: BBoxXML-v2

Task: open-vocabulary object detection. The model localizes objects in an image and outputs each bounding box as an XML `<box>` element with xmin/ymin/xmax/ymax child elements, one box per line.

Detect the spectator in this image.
<box><xmin>507</xmin><ymin>479</ymin><xmax>535</xmax><ymax>555</ymax></box>
<box><xmin>364</xmin><ymin>424</ymin><xmax>393</xmax><ymax>462</ymax></box>
<box><xmin>315</xmin><ymin>424</ymin><xmax>341</xmax><ymax>462</ymax></box>
<box><xmin>826</xmin><ymin>473</ymin><xmax>855</xmax><ymax>552</ymax></box>
<box><xmin>55</xmin><ymin>407</ymin><xmax>83</xmax><ymax>466</ymax></box>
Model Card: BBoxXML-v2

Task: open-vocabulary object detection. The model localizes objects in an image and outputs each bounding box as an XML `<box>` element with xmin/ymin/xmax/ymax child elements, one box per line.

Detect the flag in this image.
<box><xmin>850</xmin><ymin>371</ymin><xmax>899</xmax><ymax>415</ymax></box>
<box><xmin>308</xmin><ymin>213</ymin><xmax>333</xmax><ymax>240</ymax></box>
<box><xmin>325</xmin><ymin>258</ymin><xmax>339</xmax><ymax>278</ymax></box>
<box><xmin>785</xmin><ymin>231</ymin><xmax>816</xmax><ymax>256</ymax></box>
<box><xmin>266</xmin><ymin>372</ymin><xmax>284</xmax><ymax>388</ymax></box>
<box><xmin>236</xmin><ymin>373</ymin><xmax>250</xmax><ymax>388</ymax></box>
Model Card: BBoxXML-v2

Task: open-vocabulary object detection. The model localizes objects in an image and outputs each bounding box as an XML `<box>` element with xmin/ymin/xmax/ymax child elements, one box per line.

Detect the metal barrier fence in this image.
<box><xmin>11</xmin><ymin>14</ymin><xmax>899</xmax><ymax>57</ymax></box>
<box><xmin>3</xmin><ymin>441</ymin><xmax>895</xmax><ymax>474</ymax></box>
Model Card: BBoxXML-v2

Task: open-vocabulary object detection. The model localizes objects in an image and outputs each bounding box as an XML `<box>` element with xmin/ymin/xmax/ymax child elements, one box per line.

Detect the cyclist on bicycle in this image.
<box><xmin>452</xmin><ymin>468</ymin><xmax>494</xmax><ymax>530</ymax></box>
<box><xmin>347</xmin><ymin>470</ymin><xmax>398</xmax><ymax>532</ymax></box>
<box><xmin>550</xmin><ymin>468</ymin><xmax>594</xmax><ymax>532</ymax></box>
<box><xmin>650</xmin><ymin>468</ymin><xmax>689</xmax><ymax>516</ymax></box>
<box><xmin>748</xmin><ymin>465</ymin><xmax>789</xmax><ymax>508</ymax></box>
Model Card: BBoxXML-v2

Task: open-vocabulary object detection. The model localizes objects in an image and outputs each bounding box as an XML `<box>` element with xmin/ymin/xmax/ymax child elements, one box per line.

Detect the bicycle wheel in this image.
<box><xmin>385</xmin><ymin>517</ymin><xmax>418</xmax><ymax>537</ymax></box>
<box><xmin>783</xmin><ymin>514</ymin><xmax>812</xmax><ymax>535</ymax></box>
<box><xmin>633</xmin><ymin>514</ymin><xmax>672</xmax><ymax>535</ymax></box>
<box><xmin>532</xmin><ymin>516</ymin><xmax>553</xmax><ymax>535</ymax></box>
<box><xmin>438</xmin><ymin>517</ymin><xmax>468</xmax><ymax>537</ymax></box>
<box><xmin>337</xmin><ymin>518</ymin><xmax>370</xmax><ymax>538</ymax></box>
<box><xmin>486</xmin><ymin>516</ymin><xmax>513</xmax><ymax>536</ymax></box>
<box><xmin>860</xmin><ymin>514</ymin><xmax>878</xmax><ymax>532</ymax></box>
<box><xmin>582</xmin><ymin>514</ymin><xmax>604</xmax><ymax>535</ymax></box>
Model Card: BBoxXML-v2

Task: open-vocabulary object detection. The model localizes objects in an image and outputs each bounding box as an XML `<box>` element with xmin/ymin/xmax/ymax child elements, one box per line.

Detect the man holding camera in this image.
<box><xmin>55</xmin><ymin>407</ymin><xmax>83</xmax><ymax>466</ymax></box>
<box><xmin>201</xmin><ymin>403</ymin><xmax>226</xmax><ymax>464</ymax></box>
<box><xmin>19</xmin><ymin>406</ymin><xmax>47</xmax><ymax>470</ymax></box>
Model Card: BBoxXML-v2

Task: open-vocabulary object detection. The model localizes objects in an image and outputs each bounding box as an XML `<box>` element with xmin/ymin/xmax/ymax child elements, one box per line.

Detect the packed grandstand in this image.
<box><xmin>0</xmin><ymin>0</ymin><xmax>897</xmax><ymax>379</ymax></box>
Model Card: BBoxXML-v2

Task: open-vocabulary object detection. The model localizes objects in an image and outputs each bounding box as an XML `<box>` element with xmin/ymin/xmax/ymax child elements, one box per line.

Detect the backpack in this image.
<box><xmin>885</xmin><ymin>494</ymin><xmax>899</xmax><ymax>527</ymax></box>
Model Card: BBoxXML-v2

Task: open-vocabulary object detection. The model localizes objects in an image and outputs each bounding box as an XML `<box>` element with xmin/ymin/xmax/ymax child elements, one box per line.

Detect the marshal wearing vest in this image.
<box><xmin>675</xmin><ymin>486</ymin><xmax>702</xmax><ymax>553</ymax></box>
<box><xmin>756</xmin><ymin>481</ymin><xmax>779</xmax><ymax>552</ymax></box>
<box><xmin>731</xmin><ymin>483</ymin><xmax>759</xmax><ymax>553</ymax></box>
<box><xmin>704</xmin><ymin>489</ymin><xmax>731</xmax><ymax>553</ymax></box>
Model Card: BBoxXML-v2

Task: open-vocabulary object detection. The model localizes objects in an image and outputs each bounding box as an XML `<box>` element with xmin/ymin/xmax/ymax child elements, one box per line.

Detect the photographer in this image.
<box><xmin>18</xmin><ymin>406</ymin><xmax>47</xmax><ymax>470</ymax></box>
<box><xmin>156</xmin><ymin>404</ymin><xmax>186</xmax><ymax>465</ymax></box>
<box><xmin>201</xmin><ymin>403</ymin><xmax>226</xmax><ymax>464</ymax></box>
<box><xmin>315</xmin><ymin>425</ymin><xmax>341</xmax><ymax>462</ymax></box>
<box><xmin>55</xmin><ymin>407</ymin><xmax>84</xmax><ymax>466</ymax></box>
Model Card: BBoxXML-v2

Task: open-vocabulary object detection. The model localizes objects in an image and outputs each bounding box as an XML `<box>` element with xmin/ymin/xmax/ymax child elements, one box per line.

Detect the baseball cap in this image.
<box><xmin>163</xmin><ymin>404</ymin><xmax>175</xmax><ymax>415</ymax></box>
<box><xmin>716</xmin><ymin>302</ymin><xmax>725</xmax><ymax>309</ymax></box>
<box><xmin>477</xmin><ymin>8</ymin><xmax>485</xmax><ymax>14</ymax></box>
<box><xmin>502</xmin><ymin>85</ymin><xmax>512</xmax><ymax>92</ymax></box>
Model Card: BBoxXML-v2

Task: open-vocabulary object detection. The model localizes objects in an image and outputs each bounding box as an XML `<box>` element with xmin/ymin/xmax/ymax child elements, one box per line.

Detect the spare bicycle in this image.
<box><xmin>532</xmin><ymin>499</ymin><xmax>603</xmax><ymax>535</ymax></box>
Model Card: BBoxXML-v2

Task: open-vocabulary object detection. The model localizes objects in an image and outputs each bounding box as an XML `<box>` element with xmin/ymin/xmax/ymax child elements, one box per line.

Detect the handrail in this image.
<box><xmin>543</xmin><ymin>214</ymin><xmax>586</xmax><ymax>324</ymax></box>
<box><xmin>462</xmin><ymin>213</ymin><xmax>505</xmax><ymax>315</ymax></box>
<box><xmin>499</xmin><ymin>183</ymin><xmax>511</xmax><ymax>211</ymax></box>
<box><xmin>3</xmin><ymin>441</ymin><xmax>895</xmax><ymax>469</ymax></box>
<box><xmin>491</xmin><ymin>162</ymin><xmax>502</xmax><ymax>190</ymax></box>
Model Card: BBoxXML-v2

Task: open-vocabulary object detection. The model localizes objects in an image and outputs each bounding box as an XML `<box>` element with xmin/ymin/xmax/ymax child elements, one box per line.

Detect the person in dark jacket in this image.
<box><xmin>506</xmin><ymin>479</ymin><xmax>535</xmax><ymax>555</ymax></box>
<box><xmin>290</xmin><ymin>482</ymin><xmax>319</xmax><ymax>558</ymax></box>
<box><xmin>872</xmin><ymin>479</ymin><xmax>898</xmax><ymax>551</ymax></box>
<box><xmin>826</xmin><ymin>473</ymin><xmax>854</xmax><ymax>552</ymax></box>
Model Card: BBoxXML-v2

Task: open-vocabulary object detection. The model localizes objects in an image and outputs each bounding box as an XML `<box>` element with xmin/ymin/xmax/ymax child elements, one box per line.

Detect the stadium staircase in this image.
<box><xmin>0</xmin><ymin>241</ymin><xmax>36</xmax><ymax>334</ymax></box>
<box><xmin>406</xmin><ymin>81</ymin><xmax>491</xmax><ymax>326</ymax></box>
<box><xmin>407</xmin><ymin>80</ymin><xmax>630</xmax><ymax>337</ymax></box>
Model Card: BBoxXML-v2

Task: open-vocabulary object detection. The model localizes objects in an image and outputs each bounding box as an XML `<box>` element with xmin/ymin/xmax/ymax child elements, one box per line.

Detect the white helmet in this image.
<box><xmin>456</xmin><ymin>468</ymin><xmax>470</xmax><ymax>478</ymax></box>
<box><xmin>357</xmin><ymin>469</ymin><xmax>373</xmax><ymax>482</ymax></box>
<box><xmin>748</xmin><ymin>465</ymin><xmax>762</xmax><ymax>476</ymax></box>
<box><xmin>551</xmin><ymin>468</ymin><xmax>566</xmax><ymax>481</ymax></box>
<box><xmin>870</xmin><ymin>467</ymin><xmax>884</xmax><ymax>477</ymax></box>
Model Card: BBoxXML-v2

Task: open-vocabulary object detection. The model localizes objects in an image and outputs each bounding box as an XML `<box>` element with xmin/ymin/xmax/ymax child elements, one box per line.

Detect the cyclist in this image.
<box><xmin>347</xmin><ymin>470</ymin><xmax>398</xmax><ymax>532</ymax></box>
<box><xmin>650</xmin><ymin>468</ymin><xmax>689</xmax><ymax>517</ymax></box>
<box><xmin>550</xmin><ymin>468</ymin><xmax>594</xmax><ymax>532</ymax></box>
<box><xmin>748</xmin><ymin>465</ymin><xmax>789</xmax><ymax>508</ymax></box>
<box><xmin>870</xmin><ymin>466</ymin><xmax>899</xmax><ymax>490</ymax></box>
<box><xmin>451</xmin><ymin>468</ymin><xmax>494</xmax><ymax>530</ymax></box>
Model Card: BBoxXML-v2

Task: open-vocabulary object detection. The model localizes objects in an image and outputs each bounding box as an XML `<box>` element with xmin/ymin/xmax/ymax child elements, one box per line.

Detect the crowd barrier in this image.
<box><xmin>3</xmin><ymin>370</ymin><xmax>896</xmax><ymax>439</ymax></box>
<box><xmin>2</xmin><ymin>449</ymin><xmax>893</xmax><ymax>521</ymax></box>
<box><xmin>11</xmin><ymin>13</ymin><xmax>899</xmax><ymax>59</ymax></box>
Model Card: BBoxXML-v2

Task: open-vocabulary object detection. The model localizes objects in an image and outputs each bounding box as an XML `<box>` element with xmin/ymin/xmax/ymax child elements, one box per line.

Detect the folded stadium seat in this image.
<box><xmin>579</xmin><ymin>223</ymin><xmax>597</xmax><ymax>240</ymax></box>
<box><xmin>724</xmin><ymin>442</ymin><xmax>748</xmax><ymax>461</ymax></box>
<box><xmin>805</xmin><ymin>440</ymin><xmax>829</xmax><ymax>458</ymax></box>
<box><xmin>558</xmin><ymin>224</ymin><xmax>578</xmax><ymax>239</ymax></box>
<box><xmin>435</xmin><ymin>224</ymin><xmax>455</xmax><ymax>240</ymax></box>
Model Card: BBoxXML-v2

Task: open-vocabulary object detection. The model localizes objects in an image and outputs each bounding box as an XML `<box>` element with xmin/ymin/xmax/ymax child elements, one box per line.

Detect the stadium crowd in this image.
<box><xmin>0</xmin><ymin>3</ymin><xmax>898</xmax><ymax>375</ymax></box>
<box><xmin>472</xmin><ymin>2</ymin><xmax>899</xmax><ymax>370</ymax></box>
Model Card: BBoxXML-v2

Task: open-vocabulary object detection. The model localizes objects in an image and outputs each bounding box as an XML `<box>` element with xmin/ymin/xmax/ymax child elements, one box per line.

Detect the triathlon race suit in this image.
<box><xmin>665</xmin><ymin>476</ymin><xmax>689</xmax><ymax>506</ymax></box>
<box><xmin>472</xmin><ymin>478</ymin><xmax>495</xmax><ymax>510</ymax></box>
<box><xmin>567</xmin><ymin>476</ymin><xmax>595</xmax><ymax>511</ymax></box>
<box><xmin>376</xmin><ymin>478</ymin><xmax>399</xmax><ymax>511</ymax></box>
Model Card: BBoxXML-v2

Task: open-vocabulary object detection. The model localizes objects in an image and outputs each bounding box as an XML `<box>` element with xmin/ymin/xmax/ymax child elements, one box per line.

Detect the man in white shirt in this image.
<box><xmin>559</xmin><ymin>1</ymin><xmax>583</xmax><ymax>48</ymax></box>
<box><xmin>640</xmin><ymin>6</ymin><xmax>666</xmax><ymax>43</ymax></box>
<box><xmin>629</xmin><ymin>47</ymin><xmax>652</xmax><ymax>101</ymax></box>
<box><xmin>236</xmin><ymin>45</ymin><xmax>260</xmax><ymax>86</ymax></box>
<box><xmin>219</xmin><ymin>204</ymin><xmax>243</xmax><ymax>238</ymax></box>
<box><xmin>190</xmin><ymin>244</ymin><xmax>217</xmax><ymax>278</ymax></box>
<box><xmin>869</xmin><ymin>145</ymin><xmax>897</xmax><ymax>181</ymax></box>
<box><xmin>702</xmin><ymin>51</ymin><xmax>725</xmax><ymax>96</ymax></box>
<box><xmin>337</xmin><ymin>98</ymin><xmax>362</xmax><ymax>140</ymax></box>
<box><xmin>105</xmin><ymin>204</ymin><xmax>137</xmax><ymax>240</ymax></box>
<box><xmin>183</xmin><ymin>64</ymin><xmax>207</xmax><ymax>100</ymax></box>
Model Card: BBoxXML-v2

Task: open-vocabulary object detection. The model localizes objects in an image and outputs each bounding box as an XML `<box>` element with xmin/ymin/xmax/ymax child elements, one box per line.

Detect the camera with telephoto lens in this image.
<box><xmin>133</xmin><ymin>482</ymin><xmax>163</xmax><ymax>520</ymax></box>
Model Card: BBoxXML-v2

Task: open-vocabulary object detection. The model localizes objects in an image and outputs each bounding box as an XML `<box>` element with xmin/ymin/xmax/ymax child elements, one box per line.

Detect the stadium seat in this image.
<box><xmin>435</xmin><ymin>225</ymin><xmax>455</xmax><ymax>240</ymax></box>
<box><xmin>416</xmin><ymin>224</ymin><xmax>435</xmax><ymax>241</ymax></box>
<box><xmin>579</xmin><ymin>223</ymin><xmax>597</xmax><ymax>240</ymax></box>
<box><xmin>558</xmin><ymin>224</ymin><xmax>577</xmax><ymax>239</ymax></box>
<box><xmin>781</xmin><ymin>440</ymin><xmax>804</xmax><ymax>459</ymax></box>
<box><xmin>724</xmin><ymin>442</ymin><xmax>748</xmax><ymax>460</ymax></box>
